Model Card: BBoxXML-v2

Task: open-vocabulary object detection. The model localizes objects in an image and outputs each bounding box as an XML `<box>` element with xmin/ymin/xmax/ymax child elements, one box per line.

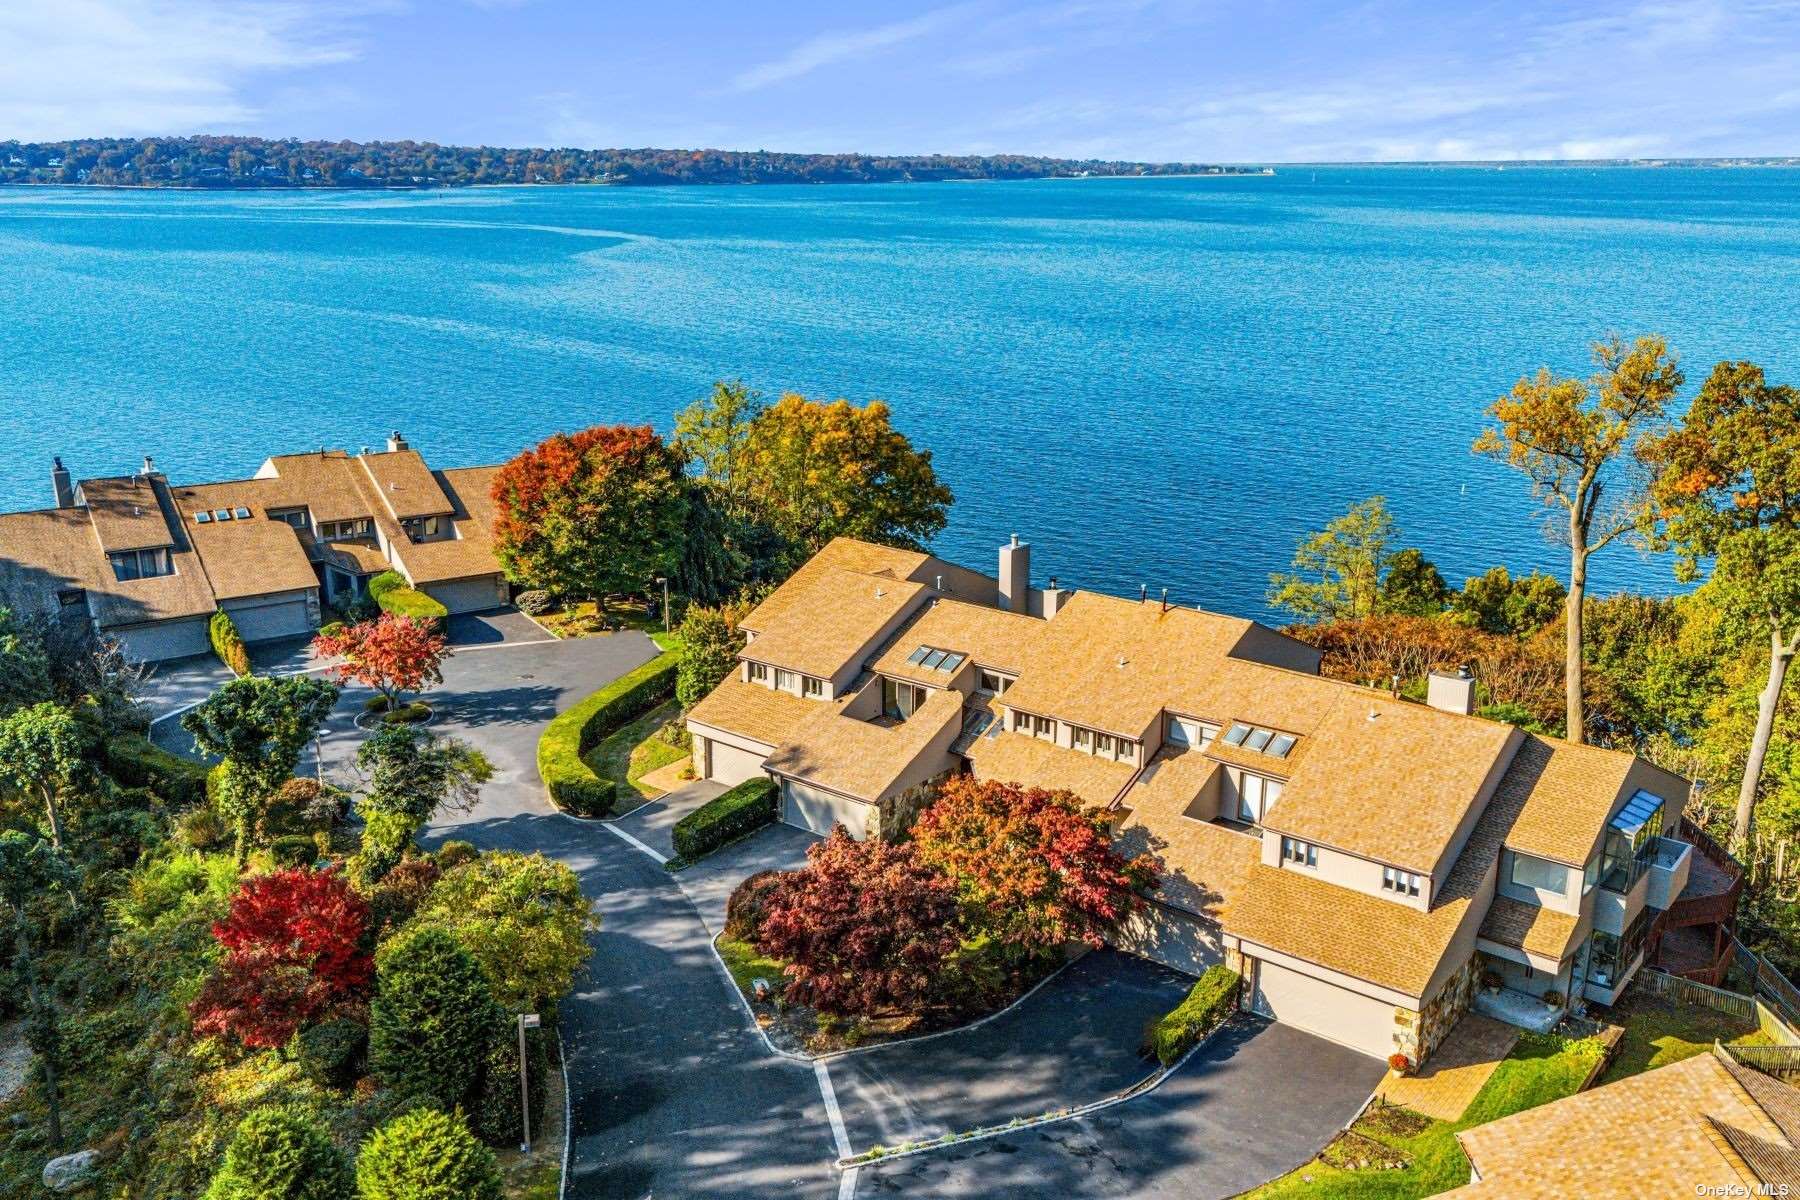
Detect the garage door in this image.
<box><xmin>112</xmin><ymin>617</ymin><xmax>211</xmax><ymax>663</ymax></box>
<box><xmin>1250</xmin><ymin>958</ymin><xmax>1395</xmax><ymax>1059</ymax></box>
<box><xmin>226</xmin><ymin>596</ymin><xmax>314</xmax><ymax>643</ymax></box>
<box><xmin>424</xmin><ymin>576</ymin><xmax>506</xmax><ymax>615</ymax></box>
<box><xmin>1112</xmin><ymin>904</ymin><xmax>1222</xmax><ymax>976</ymax></box>
<box><xmin>706</xmin><ymin>740</ymin><xmax>769</xmax><ymax>786</ymax></box>
<box><xmin>782</xmin><ymin>778</ymin><xmax>873</xmax><ymax>840</ymax></box>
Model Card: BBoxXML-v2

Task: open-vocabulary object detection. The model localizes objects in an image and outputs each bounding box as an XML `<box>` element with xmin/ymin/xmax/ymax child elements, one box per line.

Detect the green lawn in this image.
<box><xmin>580</xmin><ymin>699</ymin><xmax>687</xmax><ymax>810</ymax></box>
<box><xmin>1250</xmin><ymin>1032</ymin><xmax>1607</xmax><ymax>1199</ymax></box>
<box><xmin>717</xmin><ymin>934</ymin><xmax>787</xmax><ymax>997</ymax></box>
<box><xmin>1597</xmin><ymin>989</ymin><xmax>1768</xmax><ymax>1086</ymax></box>
<box><xmin>540</xmin><ymin>599</ymin><xmax>681</xmax><ymax>651</ymax></box>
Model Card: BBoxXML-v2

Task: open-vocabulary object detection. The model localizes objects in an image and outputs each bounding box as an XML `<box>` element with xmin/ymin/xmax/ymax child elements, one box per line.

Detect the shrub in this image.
<box><xmin>361</xmin><ymin>857</ymin><xmax>442</xmax><ymax>941</ymax></box>
<box><xmin>514</xmin><ymin>589</ymin><xmax>554</xmax><ymax>616</ymax></box>
<box><xmin>368</xmin><ymin>570</ymin><xmax>449</xmax><ymax>624</ymax></box>
<box><xmin>434</xmin><ymin>840</ymin><xmax>479</xmax><ymax>870</ymax></box>
<box><xmin>471</xmin><ymin>1026</ymin><xmax>548</xmax><ymax>1146</ymax></box>
<box><xmin>318</xmin><ymin>620</ymin><xmax>346</xmax><ymax>639</ymax></box>
<box><xmin>271</xmin><ymin>834</ymin><xmax>320</xmax><ymax>867</ymax></box>
<box><xmin>103</xmin><ymin>732</ymin><xmax>210</xmax><ymax>807</ymax></box>
<box><xmin>210</xmin><ymin>610</ymin><xmax>252</xmax><ymax>676</ymax></box>
<box><xmin>177</xmin><ymin>805</ymin><xmax>227</xmax><ymax>850</ymax></box>
<box><xmin>370</xmin><ymin>926</ymin><xmax>505</xmax><ymax>1110</ymax></box>
<box><xmin>675</xmin><ymin>597</ymin><xmax>752</xmax><ymax>708</ymax></box>
<box><xmin>291</xmin><ymin>1017</ymin><xmax>369</xmax><ymax>1090</ymax></box>
<box><xmin>380</xmin><ymin>701</ymin><xmax>432</xmax><ymax>725</ymax></box>
<box><xmin>673</xmin><ymin>777</ymin><xmax>777</xmax><ymax>861</ymax></box>
<box><xmin>411</xmin><ymin>851</ymin><xmax>595</xmax><ymax>1013</ymax></box>
<box><xmin>203</xmin><ymin>1105</ymin><xmax>353</xmax><ymax>1200</ymax></box>
<box><xmin>354</xmin><ymin>1108</ymin><xmax>502</xmax><ymax>1200</ymax></box>
<box><xmin>351</xmin><ymin>810</ymin><xmax>416</xmax><ymax>887</ymax></box>
<box><xmin>537</xmin><ymin>650</ymin><xmax>678</xmax><ymax>815</ymax></box>
<box><xmin>1388</xmin><ymin>1052</ymin><xmax>1413</xmax><ymax>1073</ymax></box>
<box><xmin>259</xmin><ymin>778</ymin><xmax>327</xmax><ymax>841</ymax></box>
<box><xmin>724</xmin><ymin>869</ymin><xmax>784</xmax><ymax>941</ymax></box>
<box><xmin>1145</xmin><ymin>965</ymin><xmax>1240</xmax><ymax>1066</ymax></box>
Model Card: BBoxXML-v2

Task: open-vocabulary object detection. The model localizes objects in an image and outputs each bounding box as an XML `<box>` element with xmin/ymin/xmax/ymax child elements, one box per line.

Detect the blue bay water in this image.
<box><xmin>2</xmin><ymin>167</ymin><xmax>1798</xmax><ymax>621</ymax></box>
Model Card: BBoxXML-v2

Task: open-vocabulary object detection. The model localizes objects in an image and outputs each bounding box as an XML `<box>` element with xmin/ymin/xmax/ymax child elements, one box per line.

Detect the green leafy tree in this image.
<box><xmin>203</xmin><ymin>1106</ymin><xmax>352</xmax><ymax>1200</ymax></box>
<box><xmin>1641</xmin><ymin>360</ymin><xmax>1800</xmax><ymax>849</ymax></box>
<box><xmin>180</xmin><ymin>675</ymin><xmax>341</xmax><ymax>861</ymax></box>
<box><xmin>673</xmin><ymin>379</ymin><xmax>764</xmax><ymax>503</ymax></box>
<box><xmin>0</xmin><ymin>831</ymin><xmax>74</xmax><ymax>1149</ymax></box>
<box><xmin>355</xmin><ymin>1108</ymin><xmax>501</xmax><ymax>1200</ymax></box>
<box><xmin>1269</xmin><ymin>495</ymin><xmax>1396</xmax><ymax>622</ymax></box>
<box><xmin>411</xmin><ymin>851</ymin><xmax>596</xmax><ymax>1013</ymax></box>
<box><xmin>490</xmin><ymin>424</ymin><xmax>688</xmax><ymax>612</ymax></box>
<box><xmin>739</xmin><ymin>393</ymin><xmax>953</xmax><ymax>556</ymax></box>
<box><xmin>0</xmin><ymin>701</ymin><xmax>87</xmax><ymax>848</ymax></box>
<box><xmin>1379</xmin><ymin>548</ymin><xmax>1450</xmax><ymax>616</ymax></box>
<box><xmin>1450</xmin><ymin>566</ymin><xmax>1568</xmax><ymax>635</ymax></box>
<box><xmin>370</xmin><ymin>926</ymin><xmax>505</xmax><ymax>1110</ymax></box>
<box><xmin>351</xmin><ymin>725</ymin><xmax>492</xmax><ymax>882</ymax></box>
<box><xmin>1475</xmin><ymin>334</ymin><xmax>1684</xmax><ymax>743</ymax></box>
<box><xmin>0</xmin><ymin>606</ymin><xmax>52</xmax><ymax>715</ymax></box>
<box><xmin>675</xmin><ymin>595</ymin><xmax>755</xmax><ymax>708</ymax></box>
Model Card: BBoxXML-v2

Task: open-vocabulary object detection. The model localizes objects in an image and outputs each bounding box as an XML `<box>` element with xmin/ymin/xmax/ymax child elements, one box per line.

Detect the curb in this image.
<box><xmin>557</xmin><ymin>1028</ymin><xmax>573</xmax><ymax>1200</ymax></box>
<box><xmin>835</xmin><ymin>1014</ymin><xmax>1235</xmax><ymax>1170</ymax></box>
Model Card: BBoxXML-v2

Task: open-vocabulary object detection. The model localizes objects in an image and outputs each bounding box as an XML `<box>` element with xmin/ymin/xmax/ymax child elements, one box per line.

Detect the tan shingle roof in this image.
<box><xmin>687</xmin><ymin>677</ymin><xmax>819</xmax><ymax>749</ymax></box>
<box><xmin>359</xmin><ymin>451</ymin><xmax>454</xmax><ymax>520</ymax></box>
<box><xmin>257</xmin><ymin>451</ymin><xmax>372</xmax><ymax>524</ymax></box>
<box><xmin>169</xmin><ymin>480</ymin><xmax>319</xmax><ymax>600</ymax></box>
<box><xmin>742</xmin><ymin>568</ymin><xmax>927</xmax><ymax>678</ymax></box>
<box><xmin>384</xmin><ymin>466</ymin><xmax>504</xmax><ymax>584</ymax></box>
<box><xmin>740</xmin><ymin>537</ymin><xmax>933</xmax><ymax>633</ymax></box>
<box><xmin>1478</xmin><ymin>895</ymin><xmax>1582</xmax><ymax>961</ymax></box>
<box><xmin>964</xmin><ymin>729</ymin><xmax>1139</xmax><ymax>808</ymax></box>
<box><xmin>0</xmin><ymin>506</ymin><xmax>107</xmax><ymax>608</ymax></box>
<box><xmin>763</xmin><ymin>686</ymin><xmax>963</xmax><ymax>802</ymax></box>
<box><xmin>1497</xmin><ymin>735</ymin><xmax>1634</xmax><ymax>867</ymax></box>
<box><xmin>1451</xmin><ymin>1050</ymin><xmax>1787</xmax><ymax>1198</ymax></box>
<box><xmin>77</xmin><ymin>475</ymin><xmax>175</xmax><ymax>552</ymax></box>
<box><xmin>1263</xmin><ymin>695</ymin><xmax>1519</xmax><ymax>874</ymax></box>
<box><xmin>1113</xmin><ymin>751</ymin><xmax>1259</xmax><ymax>920</ymax></box>
<box><xmin>869</xmin><ymin>597</ymin><xmax>1044</xmax><ymax>683</ymax></box>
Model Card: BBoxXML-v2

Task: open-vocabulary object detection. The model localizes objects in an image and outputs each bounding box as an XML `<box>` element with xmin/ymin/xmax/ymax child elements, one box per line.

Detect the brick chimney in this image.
<box><xmin>1426</xmin><ymin>666</ymin><xmax>1477</xmax><ymax>716</ymax></box>
<box><xmin>51</xmin><ymin>457</ymin><xmax>73</xmax><ymax>508</ymax></box>
<box><xmin>998</xmin><ymin>534</ymin><xmax>1029</xmax><ymax>613</ymax></box>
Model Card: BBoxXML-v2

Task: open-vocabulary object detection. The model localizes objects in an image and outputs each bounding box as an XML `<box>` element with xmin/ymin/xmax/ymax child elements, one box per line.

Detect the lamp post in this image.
<box><xmin>654</xmin><ymin>576</ymin><xmax>670</xmax><ymax>633</ymax></box>
<box><xmin>517</xmin><ymin>1012</ymin><xmax>541</xmax><ymax>1153</ymax></box>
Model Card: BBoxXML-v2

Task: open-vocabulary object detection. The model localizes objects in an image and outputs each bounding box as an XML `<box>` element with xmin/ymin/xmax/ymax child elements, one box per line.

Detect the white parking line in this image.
<box><xmin>815</xmin><ymin>1058</ymin><xmax>853</xmax><ymax>1159</ymax></box>
<box><xmin>598</xmin><ymin>819</ymin><xmax>669</xmax><ymax>865</ymax></box>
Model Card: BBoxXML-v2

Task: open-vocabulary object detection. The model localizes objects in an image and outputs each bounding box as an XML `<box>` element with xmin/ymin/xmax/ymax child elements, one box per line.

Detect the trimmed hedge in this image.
<box><xmin>1146</xmin><ymin>965</ymin><xmax>1241</xmax><ymax>1065</ymax></box>
<box><xmin>369</xmin><ymin>569</ymin><xmax>448</xmax><ymax>624</ymax></box>
<box><xmin>537</xmin><ymin>650</ymin><xmax>679</xmax><ymax>816</ymax></box>
<box><xmin>209</xmin><ymin>609</ymin><xmax>250</xmax><ymax>676</ymax></box>
<box><xmin>103</xmin><ymin>733</ymin><xmax>210</xmax><ymax>807</ymax></box>
<box><xmin>673</xmin><ymin>778</ymin><xmax>777</xmax><ymax>861</ymax></box>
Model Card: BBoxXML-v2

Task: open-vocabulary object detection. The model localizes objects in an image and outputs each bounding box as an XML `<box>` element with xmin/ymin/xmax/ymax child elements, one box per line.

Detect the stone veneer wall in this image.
<box><xmin>873</xmin><ymin>769</ymin><xmax>957</xmax><ymax>841</ymax></box>
<box><xmin>1398</xmin><ymin>953</ymin><xmax>1483</xmax><ymax>1063</ymax></box>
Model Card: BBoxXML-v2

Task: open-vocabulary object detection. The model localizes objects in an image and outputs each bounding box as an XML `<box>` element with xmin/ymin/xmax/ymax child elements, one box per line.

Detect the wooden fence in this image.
<box><xmin>1637</xmin><ymin>968</ymin><xmax>1757</xmax><ymax>1021</ymax></box>
<box><xmin>1728</xmin><ymin>937</ymin><xmax>1800</xmax><ymax>1032</ymax></box>
<box><xmin>1726</xmin><ymin>1043</ymin><xmax>1800</xmax><ymax>1081</ymax></box>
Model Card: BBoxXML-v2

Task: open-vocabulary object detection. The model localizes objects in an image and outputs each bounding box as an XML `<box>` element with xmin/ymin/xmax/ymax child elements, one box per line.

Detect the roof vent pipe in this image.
<box><xmin>1139</xmin><ymin>584</ymin><xmax>1148</xmax><ymax>603</ymax></box>
<box><xmin>935</xmin><ymin>574</ymin><xmax>944</xmax><ymax>591</ymax></box>
<box><xmin>1160</xmin><ymin>588</ymin><xmax>1170</xmax><ymax>613</ymax></box>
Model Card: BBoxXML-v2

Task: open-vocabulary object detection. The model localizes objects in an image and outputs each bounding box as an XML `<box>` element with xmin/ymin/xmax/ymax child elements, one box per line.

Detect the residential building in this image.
<box><xmin>1442</xmin><ymin>1042</ymin><xmax>1800</xmax><ymax>1196</ymax></box>
<box><xmin>0</xmin><ymin>432</ymin><xmax>509</xmax><ymax>661</ymax></box>
<box><xmin>686</xmin><ymin>534</ymin><xmax>1739</xmax><ymax>1064</ymax></box>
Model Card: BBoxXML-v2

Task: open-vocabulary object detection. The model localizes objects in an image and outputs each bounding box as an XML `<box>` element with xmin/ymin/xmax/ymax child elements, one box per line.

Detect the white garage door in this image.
<box><xmin>112</xmin><ymin>617</ymin><xmax>211</xmax><ymax>663</ymax></box>
<box><xmin>425</xmin><ymin>576</ymin><xmax>506</xmax><ymax>615</ymax></box>
<box><xmin>706</xmin><ymin>740</ymin><xmax>768</xmax><ymax>786</ymax></box>
<box><xmin>782</xmin><ymin>779</ymin><xmax>872</xmax><ymax>840</ymax></box>
<box><xmin>1250</xmin><ymin>959</ymin><xmax>1395</xmax><ymax>1059</ymax></box>
<box><xmin>1112</xmin><ymin>904</ymin><xmax>1223</xmax><ymax>976</ymax></box>
<box><xmin>226</xmin><ymin>596</ymin><xmax>314</xmax><ymax>643</ymax></box>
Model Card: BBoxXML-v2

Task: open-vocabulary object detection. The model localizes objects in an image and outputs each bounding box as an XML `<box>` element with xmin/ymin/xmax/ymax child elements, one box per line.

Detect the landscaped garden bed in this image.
<box><xmin>537</xmin><ymin>651</ymin><xmax>680</xmax><ymax>816</ymax></box>
<box><xmin>580</xmin><ymin>700</ymin><xmax>688</xmax><ymax>811</ymax></box>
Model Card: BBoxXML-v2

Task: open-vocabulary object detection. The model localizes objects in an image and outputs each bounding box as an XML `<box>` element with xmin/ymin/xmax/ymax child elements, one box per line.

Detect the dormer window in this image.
<box><xmin>747</xmin><ymin>662</ymin><xmax>769</xmax><ymax>684</ymax></box>
<box><xmin>1281</xmin><ymin>837</ymin><xmax>1318</xmax><ymax>868</ymax></box>
<box><xmin>1382</xmin><ymin>866</ymin><xmax>1421</xmax><ymax>897</ymax></box>
<box><xmin>109</xmin><ymin>547</ymin><xmax>173</xmax><ymax>582</ymax></box>
<box><xmin>977</xmin><ymin>669</ymin><xmax>1013</xmax><ymax>695</ymax></box>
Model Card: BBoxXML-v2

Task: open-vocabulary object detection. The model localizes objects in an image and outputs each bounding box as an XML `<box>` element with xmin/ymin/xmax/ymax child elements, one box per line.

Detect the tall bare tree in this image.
<box><xmin>1475</xmin><ymin>335</ymin><xmax>1683</xmax><ymax>743</ymax></box>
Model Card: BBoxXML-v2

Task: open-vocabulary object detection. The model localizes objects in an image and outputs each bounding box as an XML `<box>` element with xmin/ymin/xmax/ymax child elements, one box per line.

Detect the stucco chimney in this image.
<box><xmin>387</xmin><ymin>430</ymin><xmax>408</xmax><ymax>453</ymax></box>
<box><xmin>1426</xmin><ymin>666</ymin><xmax>1477</xmax><ymax>716</ymax></box>
<box><xmin>997</xmin><ymin>534</ymin><xmax>1029</xmax><ymax>613</ymax></box>
<box><xmin>51</xmin><ymin>457</ymin><xmax>73</xmax><ymax>508</ymax></box>
<box><xmin>1042</xmin><ymin>576</ymin><xmax>1071</xmax><ymax>618</ymax></box>
<box><xmin>141</xmin><ymin>455</ymin><xmax>156</xmax><ymax>476</ymax></box>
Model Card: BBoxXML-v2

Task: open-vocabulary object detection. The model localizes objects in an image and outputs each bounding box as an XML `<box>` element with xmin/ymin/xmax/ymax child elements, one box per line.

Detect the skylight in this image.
<box><xmin>939</xmin><ymin>652</ymin><xmax>966</xmax><ymax>672</ymax></box>
<box><xmin>1220</xmin><ymin>722</ymin><xmax>1298</xmax><ymax>760</ymax></box>
<box><xmin>214</xmin><ymin>509</ymin><xmax>233</xmax><ymax>521</ymax></box>
<box><xmin>1267</xmin><ymin>732</ymin><xmax>1298</xmax><ymax>758</ymax></box>
<box><xmin>920</xmin><ymin>649</ymin><xmax>948</xmax><ymax>669</ymax></box>
<box><xmin>907</xmin><ymin>646</ymin><xmax>932</xmax><ymax>665</ymax></box>
<box><xmin>905</xmin><ymin>644</ymin><xmax>966</xmax><ymax>673</ymax></box>
<box><xmin>1223</xmin><ymin>722</ymin><xmax>1252</xmax><ymax>746</ymax></box>
<box><xmin>193</xmin><ymin>511</ymin><xmax>212</xmax><ymax>524</ymax></box>
<box><xmin>1245</xmin><ymin>727</ymin><xmax>1274</xmax><ymax>752</ymax></box>
<box><xmin>233</xmin><ymin>506</ymin><xmax>251</xmax><ymax>519</ymax></box>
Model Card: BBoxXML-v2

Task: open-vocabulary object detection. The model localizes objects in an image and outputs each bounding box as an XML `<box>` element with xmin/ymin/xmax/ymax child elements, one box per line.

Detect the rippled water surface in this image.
<box><xmin>3</xmin><ymin>168</ymin><xmax>1798</xmax><ymax>618</ymax></box>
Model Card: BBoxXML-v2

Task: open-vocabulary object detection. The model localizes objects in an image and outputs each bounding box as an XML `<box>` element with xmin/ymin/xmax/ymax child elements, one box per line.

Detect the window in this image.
<box><xmin>883</xmin><ymin>678</ymin><xmax>926</xmax><ymax>720</ymax></box>
<box><xmin>423</xmin><ymin>516</ymin><xmax>439</xmax><ymax>536</ymax></box>
<box><xmin>1072</xmin><ymin>727</ymin><xmax>1092</xmax><ymax>751</ymax></box>
<box><xmin>1096</xmin><ymin>732</ymin><xmax>1115</xmax><ymax>755</ymax></box>
<box><xmin>1382</xmin><ymin>866</ymin><xmax>1421</xmax><ymax>897</ymax></box>
<box><xmin>747</xmin><ymin>662</ymin><xmax>769</xmax><ymax>683</ymax></box>
<box><xmin>1583</xmin><ymin>852</ymin><xmax>1600</xmax><ymax>896</ymax></box>
<box><xmin>1221</xmin><ymin>721</ymin><xmax>1297</xmax><ymax>759</ymax></box>
<box><xmin>1244</xmin><ymin>726</ymin><xmax>1273</xmax><ymax>752</ymax></box>
<box><xmin>1599</xmin><ymin>790</ymin><xmax>1667</xmax><ymax>893</ymax></box>
<box><xmin>1509</xmin><ymin>853</ymin><xmax>1568</xmax><ymax>896</ymax></box>
<box><xmin>775</xmin><ymin>669</ymin><xmax>797</xmax><ymax>691</ymax></box>
<box><xmin>108</xmin><ymin>547</ymin><xmax>172</xmax><ymax>582</ymax></box>
<box><xmin>906</xmin><ymin>645</ymin><xmax>932</xmax><ymax>665</ymax></box>
<box><xmin>1034</xmin><ymin>714</ymin><xmax>1056</xmax><ymax>740</ymax></box>
<box><xmin>1238</xmin><ymin>773</ymin><xmax>1267</xmax><ymax>823</ymax></box>
<box><xmin>802</xmin><ymin>676</ymin><xmax>823</xmax><ymax>698</ymax></box>
<box><xmin>271</xmin><ymin>509</ymin><xmax>308</xmax><ymax>529</ymax></box>
<box><xmin>977</xmin><ymin>669</ymin><xmax>1011</xmax><ymax>694</ymax></box>
<box><xmin>233</xmin><ymin>506</ymin><xmax>251</xmax><ymax>519</ymax></box>
<box><xmin>939</xmin><ymin>652</ymin><xmax>966</xmax><ymax>672</ymax></box>
<box><xmin>1281</xmin><ymin>837</ymin><xmax>1317</xmax><ymax>868</ymax></box>
<box><xmin>1223</xmin><ymin>722</ymin><xmax>1252</xmax><ymax>746</ymax></box>
<box><xmin>213</xmin><ymin>508</ymin><xmax>233</xmax><ymax>521</ymax></box>
<box><xmin>1267</xmin><ymin>732</ymin><xmax>1297</xmax><ymax>758</ymax></box>
<box><xmin>193</xmin><ymin>510</ymin><xmax>212</xmax><ymax>524</ymax></box>
<box><xmin>1585</xmin><ymin>908</ymin><xmax>1652</xmax><ymax>992</ymax></box>
<box><xmin>920</xmin><ymin>649</ymin><xmax>948</xmax><ymax>670</ymax></box>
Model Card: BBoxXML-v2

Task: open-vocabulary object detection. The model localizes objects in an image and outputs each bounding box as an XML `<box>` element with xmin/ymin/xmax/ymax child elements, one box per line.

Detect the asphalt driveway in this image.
<box><xmin>609</xmin><ymin>778</ymin><xmax>727</xmax><ymax>860</ymax></box>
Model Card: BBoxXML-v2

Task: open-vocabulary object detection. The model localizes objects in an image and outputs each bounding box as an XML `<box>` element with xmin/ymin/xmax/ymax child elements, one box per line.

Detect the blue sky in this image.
<box><xmin>3</xmin><ymin>1</ymin><xmax>1798</xmax><ymax>161</ymax></box>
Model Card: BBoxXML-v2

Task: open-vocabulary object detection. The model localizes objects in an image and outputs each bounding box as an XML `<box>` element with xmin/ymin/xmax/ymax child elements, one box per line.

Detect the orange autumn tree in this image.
<box><xmin>911</xmin><ymin>776</ymin><xmax>1159</xmax><ymax>964</ymax></box>
<box><xmin>489</xmin><ymin>424</ymin><xmax>687</xmax><ymax>612</ymax></box>
<box><xmin>314</xmin><ymin>613</ymin><xmax>449</xmax><ymax>712</ymax></box>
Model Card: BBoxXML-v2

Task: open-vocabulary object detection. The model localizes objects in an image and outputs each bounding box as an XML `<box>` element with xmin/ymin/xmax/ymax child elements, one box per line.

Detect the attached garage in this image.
<box><xmin>781</xmin><ymin>778</ymin><xmax>873</xmax><ymax>840</ymax></box>
<box><xmin>423</xmin><ymin>575</ymin><xmax>507</xmax><ymax>616</ymax></box>
<box><xmin>1249</xmin><ymin>958</ymin><xmax>1397</xmax><ymax>1059</ymax></box>
<box><xmin>1112</xmin><ymin>902</ymin><xmax>1223</xmax><ymax>977</ymax></box>
<box><xmin>705</xmin><ymin>739</ymin><xmax>769</xmax><ymax>787</ymax></box>
<box><xmin>224</xmin><ymin>593</ymin><xmax>314</xmax><ymax>643</ymax></box>
<box><xmin>110</xmin><ymin>617</ymin><xmax>211</xmax><ymax>663</ymax></box>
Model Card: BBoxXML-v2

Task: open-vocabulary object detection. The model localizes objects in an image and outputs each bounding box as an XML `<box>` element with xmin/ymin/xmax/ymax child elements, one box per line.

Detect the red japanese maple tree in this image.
<box><xmin>314</xmin><ymin>613</ymin><xmax>448</xmax><ymax>711</ymax></box>
<box><xmin>754</xmin><ymin>830</ymin><xmax>964</xmax><ymax>1018</ymax></box>
<box><xmin>190</xmin><ymin>867</ymin><xmax>373</xmax><ymax>1047</ymax></box>
<box><xmin>911</xmin><ymin>776</ymin><xmax>1159</xmax><ymax>960</ymax></box>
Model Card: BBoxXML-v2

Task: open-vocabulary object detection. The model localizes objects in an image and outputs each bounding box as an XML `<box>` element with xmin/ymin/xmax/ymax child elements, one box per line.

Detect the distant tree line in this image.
<box><xmin>0</xmin><ymin>135</ymin><xmax>1251</xmax><ymax>189</ymax></box>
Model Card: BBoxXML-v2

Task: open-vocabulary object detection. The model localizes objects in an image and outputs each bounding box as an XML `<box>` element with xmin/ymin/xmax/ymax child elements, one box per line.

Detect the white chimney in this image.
<box><xmin>51</xmin><ymin>457</ymin><xmax>73</xmax><ymax>508</ymax></box>
<box><xmin>1426</xmin><ymin>667</ymin><xmax>1477</xmax><ymax>716</ymax></box>
<box><xmin>997</xmin><ymin>534</ymin><xmax>1029</xmax><ymax>613</ymax></box>
<box><xmin>387</xmin><ymin>430</ymin><xmax>408</xmax><ymax>453</ymax></box>
<box><xmin>141</xmin><ymin>455</ymin><xmax>156</xmax><ymax>475</ymax></box>
<box><xmin>1041</xmin><ymin>575</ymin><xmax>1071</xmax><ymax>618</ymax></box>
